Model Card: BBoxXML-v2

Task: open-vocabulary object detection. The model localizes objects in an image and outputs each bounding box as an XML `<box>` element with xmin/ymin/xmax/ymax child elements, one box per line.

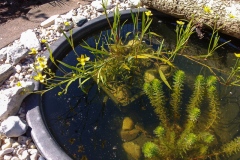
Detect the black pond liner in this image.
<box><xmin>24</xmin><ymin>8</ymin><xmax>177</xmax><ymax>160</ymax></box>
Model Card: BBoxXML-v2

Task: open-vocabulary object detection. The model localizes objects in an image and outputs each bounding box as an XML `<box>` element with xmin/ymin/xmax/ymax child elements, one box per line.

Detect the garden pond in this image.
<box><xmin>39</xmin><ymin>11</ymin><xmax>240</xmax><ymax>160</ymax></box>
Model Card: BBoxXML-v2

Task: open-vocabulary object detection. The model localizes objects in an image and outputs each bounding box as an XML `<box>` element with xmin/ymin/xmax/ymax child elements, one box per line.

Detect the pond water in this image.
<box><xmin>41</xmin><ymin>14</ymin><xmax>240</xmax><ymax>160</ymax></box>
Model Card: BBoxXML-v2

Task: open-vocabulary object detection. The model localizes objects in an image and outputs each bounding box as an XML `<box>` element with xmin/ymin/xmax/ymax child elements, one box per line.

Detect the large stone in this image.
<box><xmin>122</xmin><ymin>142</ymin><xmax>142</xmax><ymax>160</ymax></box>
<box><xmin>0</xmin><ymin>81</ymin><xmax>34</xmax><ymax>121</ymax></box>
<box><xmin>6</xmin><ymin>46</ymin><xmax>29</xmax><ymax>65</ymax></box>
<box><xmin>40</xmin><ymin>14</ymin><xmax>60</xmax><ymax>28</ymax></box>
<box><xmin>20</xmin><ymin>29</ymin><xmax>41</xmax><ymax>50</ymax></box>
<box><xmin>0</xmin><ymin>116</ymin><xmax>28</xmax><ymax>137</ymax></box>
<box><xmin>141</xmin><ymin>0</ymin><xmax>240</xmax><ymax>39</ymax></box>
<box><xmin>72</xmin><ymin>15</ymin><xmax>87</xmax><ymax>27</ymax></box>
<box><xmin>0</xmin><ymin>64</ymin><xmax>14</xmax><ymax>86</ymax></box>
<box><xmin>122</xmin><ymin>117</ymin><xmax>134</xmax><ymax>130</ymax></box>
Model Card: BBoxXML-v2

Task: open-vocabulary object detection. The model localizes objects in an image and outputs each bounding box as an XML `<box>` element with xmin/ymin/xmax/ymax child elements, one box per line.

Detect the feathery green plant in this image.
<box><xmin>142</xmin><ymin>70</ymin><xmax>240</xmax><ymax>159</ymax></box>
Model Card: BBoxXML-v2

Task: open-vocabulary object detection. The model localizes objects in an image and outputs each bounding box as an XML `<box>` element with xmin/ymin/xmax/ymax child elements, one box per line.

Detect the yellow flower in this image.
<box><xmin>41</xmin><ymin>39</ymin><xmax>47</xmax><ymax>43</ymax></box>
<box><xmin>203</xmin><ymin>6</ymin><xmax>213</xmax><ymax>14</ymax></box>
<box><xmin>29</xmin><ymin>48</ymin><xmax>38</xmax><ymax>55</ymax></box>
<box><xmin>176</xmin><ymin>20</ymin><xmax>185</xmax><ymax>25</ymax></box>
<box><xmin>33</xmin><ymin>73</ymin><xmax>46</xmax><ymax>83</ymax></box>
<box><xmin>64</xmin><ymin>21</ymin><xmax>70</xmax><ymax>26</ymax></box>
<box><xmin>234</xmin><ymin>53</ymin><xmax>240</xmax><ymax>58</ymax></box>
<box><xmin>145</xmin><ymin>11</ymin><xmax>153</xmax><ymax>16</ymax></box>
<box><xmin>16</xmin><ymin>81</ymin><xmax>22</xmax><ymax>87</ymax></box>
<box><xmin>228</xmin><ymin>13</ymin><xmax>235</xmax><ymax>19</ymax></box>
<box><xmin>36</xmin><ymin>56</ymin><xmax>47</xmax><ymax>64</ymax></box>
<box><xmin>36</xmin><ymin>62</ymin><xmax>47</xmax><ymax>71</ymax></box>
<box><xmin>77</xmin><ymin>55</ymin><xmax>90</xmax><ymax>66</ymax></box>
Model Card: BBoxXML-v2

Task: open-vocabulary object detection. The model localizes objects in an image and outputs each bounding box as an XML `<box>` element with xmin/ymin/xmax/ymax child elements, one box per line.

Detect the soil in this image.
<box><xmin>0</xmin><ymin>0</ymin><xmax>58</xmax><ymax>25</ymax></box>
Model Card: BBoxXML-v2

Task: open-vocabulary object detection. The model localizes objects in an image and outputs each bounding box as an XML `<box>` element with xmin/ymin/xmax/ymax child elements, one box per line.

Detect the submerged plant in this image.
<box><xmin>142</xmin><ymin>70</ymin><xmax>240</xmax><ymax>159</ymax></box>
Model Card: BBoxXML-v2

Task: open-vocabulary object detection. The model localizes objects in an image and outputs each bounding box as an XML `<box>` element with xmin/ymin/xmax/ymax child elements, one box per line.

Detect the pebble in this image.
<box><xmin>4</xmin><ymin>154</ymin><xmax>13</xmax><ymax>160</ymax></box>
<box><xmin>30</xmin><ymin>153</ymin><xmax>38</xmax><ymax>160</ymax></box>
<box><xmin>12</xmin><ymin>142</ymin><xmax>20</xmax><ymax>148</ymax></box>
<box><xmin>15</xmin><ymin>65</ymin><xmax>21</xmax><ymax>73</ymax></box>
<box><xmin>19</xmin><ymin>150</ymin><xmax>29</xmax><ymax>160</ymax></box>
<box><xmin>2</xmin><ymin>142</ymin><xmax>12</xmax><ymax>150</ymax></box>
<box><xmin>10</xmin><ymin>156</ymin><xmax>19</xmax><ymax>160</ymax></box>
<box><xmin>28</xmin><ymin>149</ymin><xmax>38</xmax><ymax>155</ymax></box>
<box><xmin>28</xmin><ymin>143</ymin><xmax>36</xmax><ymax>149</ymax></box>
<box><xmin>0</xmin><ymin>148</ymin><xmax>14</xmax><ymax>157</ymax></box>
<box><xmin>17</xmin><ymin>136</ymin><xmax>28</xmax><ymax>145</ymax></box>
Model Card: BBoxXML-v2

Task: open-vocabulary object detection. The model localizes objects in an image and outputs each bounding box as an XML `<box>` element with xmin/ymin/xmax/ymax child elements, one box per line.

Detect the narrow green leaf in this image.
<box><xmin>57</xmin><ymin>60</ymin><xmax>83</xmax><ymax>72</ymax></box>
<box><xmin>149</xmin><ymin>32</ymin><xmax>162</xmax><ymax>38</ymax></box>
<box><xmin>159</xmin><ymin>69</ymin><xmax>172</xmax><ymax>89</ymax></box>
<box><xmin>81</xmin><ymin>45</ymin><xmax>109</xmax><ymax>55</ymax></box>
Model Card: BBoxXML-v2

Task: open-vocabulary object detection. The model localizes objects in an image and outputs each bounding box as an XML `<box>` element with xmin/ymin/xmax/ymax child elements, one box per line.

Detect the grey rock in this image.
<box><xmin>0</xmin><ymin>64</ymin><xmax>14</xmax><ymax>86</ymax></box>
<box><xmin>0</xmin><ymin>116</ymin><xmax>28</xmax><ymax>137</ymax></box>
<box><xmin>72</xmin><ymin>15</ymin><xmax>87</xmax><ymax>27</ymax></box>
<box><xmin>6</xmin><ymin>46</ymin><xmax>29</xmax><ymax>65</ymax></box>
<box><xmin>40</xmin><ymin>15</ymin><xmax>60</xmax><ymax>28</ymax></box>
<box><xmin>17</xmin><ymin>136</ymin><xmax>28</xmax><ymax>145</ymax></box>
<box><xmin>0</xmin><ymin>81</ymin><xmax>34</xmax><ymax>120</ymax></box>
<box><xmin>20</xmin><ymin>29</ymin><xmax>41</xmax><ymax>50</ymax></box>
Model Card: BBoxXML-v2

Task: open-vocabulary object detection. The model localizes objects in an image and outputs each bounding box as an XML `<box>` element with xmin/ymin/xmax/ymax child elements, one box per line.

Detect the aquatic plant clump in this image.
<box><xmin>142</xmin><ymin>70</ymin><xmax>240</xmax><ymax>159</ymax></box>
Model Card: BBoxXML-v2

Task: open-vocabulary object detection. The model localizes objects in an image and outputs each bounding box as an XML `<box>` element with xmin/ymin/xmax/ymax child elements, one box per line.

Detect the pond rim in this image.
<box><xmin>24</xmin><ymin>8</ymin><xmax>178</xmax><ymax>160</ymax></box>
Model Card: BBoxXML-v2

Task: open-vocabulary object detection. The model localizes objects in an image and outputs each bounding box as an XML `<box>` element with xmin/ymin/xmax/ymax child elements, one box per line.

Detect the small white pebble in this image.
<box><xmin>2</xmin><ymin>143</ymin><xmax>12</xmax><ymax>150</ymax></box>
<box><xmin>15</xmin><ymin>65</ymin><xmax>22</xmax><ymax>73</ymax></box>
<box><xmin>12</xmin><ymin>142</ymin><xmax>20</xmax><ymax>148</ymax></box>
<box><xmin>27</xmin><ymin>149</ymin><xmax>38</xmax><ymax>155</ymax></box>
<box><xmin>30</xmin><ymin>153</ymin><xmax>38</xmax><ymax>160</ymax></box>
<box><xmin>10</xmin><ymin>156</ymin><xmax>19</xmax><ymax>160</ymax></box>
<box><xmin>3</xmin><ymin>154</ymin><xmax>12</xmax><ymax>160</ymax></box>
<box><xmin>18</xmin><ymin>75</ymin><xmax>23</xmax><ymax>81</ymax></box>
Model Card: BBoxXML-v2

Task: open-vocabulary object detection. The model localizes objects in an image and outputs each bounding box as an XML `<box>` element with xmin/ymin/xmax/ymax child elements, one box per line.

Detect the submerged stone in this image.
<box><xmin>122</xmin><ymin>117</ymin><xmax>134</xmax><ymax>130</ymax></box>
<box><xmin>122</xmin><ymin>142</ymin><xmax>142</xmax><ymax>160</ymax></box>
